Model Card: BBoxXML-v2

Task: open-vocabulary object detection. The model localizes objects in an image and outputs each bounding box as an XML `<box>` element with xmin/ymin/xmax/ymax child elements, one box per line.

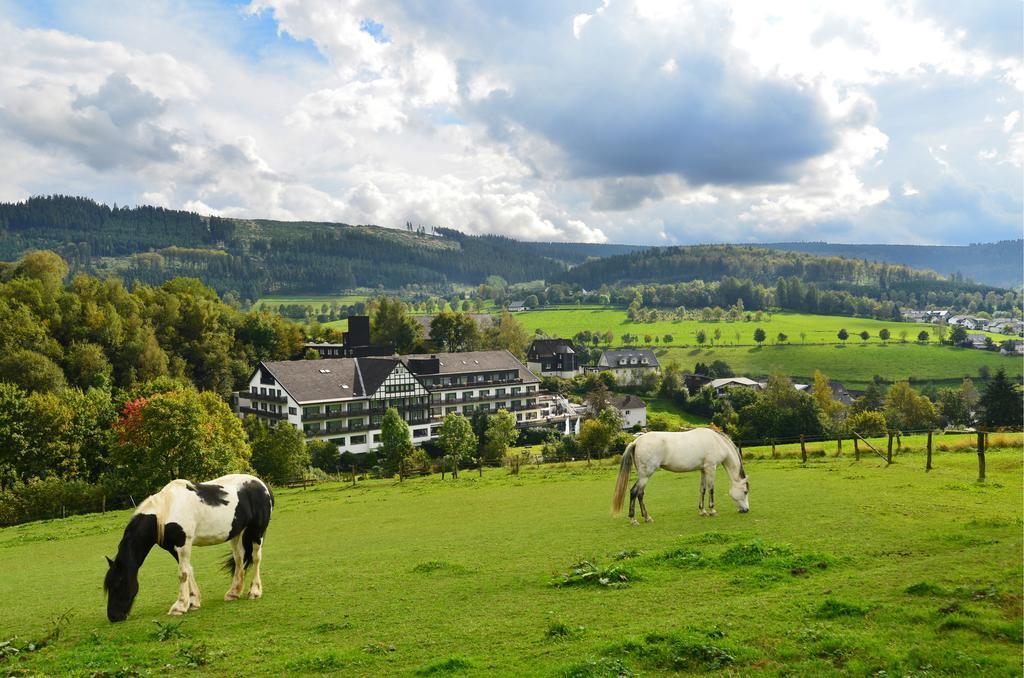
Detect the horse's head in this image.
<box><xmin>729</xmin><ymin>476</ymin><xmax>750</xmax><ymax>513</ymax></box>
<box><xmin>104</xmin><ymin>555</ymin><xmax>139</xmax><ymax>622</ymax></box>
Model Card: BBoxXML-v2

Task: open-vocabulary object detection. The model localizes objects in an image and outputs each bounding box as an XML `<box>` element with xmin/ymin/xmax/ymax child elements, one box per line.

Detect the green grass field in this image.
<box><xmin>656</xmin><ymin>343</ymin><xmax>1023</xmax><ymax>391</ymax></box>
<box><xmin>645</xmin><ymin>396</ymin><xmax>711</xmax><ymax>428</ymax></box>
<box><xmin>518</xmin><ymin>307</ymin><xmax>1010</xmax><ymax>347</ymax></box>
<box><xmin>1</xmin><ymin>449</ymin><xmax>1020</xmax><ymax>675</ymax></box>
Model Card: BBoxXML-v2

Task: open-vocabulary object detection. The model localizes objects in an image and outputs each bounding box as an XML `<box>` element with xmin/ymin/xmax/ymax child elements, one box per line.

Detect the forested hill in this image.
<box><xmin>0</xmin><ymin>196</ymin><xmax>628</xmax><ymax>300</ymax></box>
<box><xmin>554</xmin><ymin>244</ymin><xmax>1012</xmax><ymax>298</ymax></box>
<box><xmin>761</xmin><ymin>241</ymin><xmax>1023</xmax><ymax>289</ymax></box>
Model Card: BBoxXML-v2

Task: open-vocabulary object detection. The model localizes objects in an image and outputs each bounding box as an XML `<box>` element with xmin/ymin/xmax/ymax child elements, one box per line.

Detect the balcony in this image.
<box><xmin>302</xmin><ymin>410</ymin><xmax>348</xmax><ymax>422</ymax></box>
<box><xmin>239</xmin><ymin>406</ymin><xmax>287</xmax><ymax>420</ymax></box>
<box><xmin>240</xmin><ymin>390</ymin><xmax>288</xmax><ymax>404</ymax></box>
<box><xmin>431</xmin><ymin>376</ymin><xmax>525</xmax><ymax>391</ymax></box>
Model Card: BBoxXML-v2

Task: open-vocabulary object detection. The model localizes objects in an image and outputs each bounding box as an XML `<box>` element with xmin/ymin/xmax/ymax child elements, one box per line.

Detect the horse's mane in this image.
<box><xmin>710</xmin><ymin>429</ymin><xmax>745</xmax><ymax>479</ymax></box>
<box><xmin>137</xmin><ymin>481</ymin><xmax>179</xmax><ymax>546</ymax></box>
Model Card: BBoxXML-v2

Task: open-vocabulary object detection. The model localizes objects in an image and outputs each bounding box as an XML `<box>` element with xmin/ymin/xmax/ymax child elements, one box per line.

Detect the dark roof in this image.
<box><xmin>600</xmin><ymin>348</ymin><xmax>660</xmax><ymax>368</ymax></box>
<box><xmin>357</xmin><ymin>357</ymin><xmax>406</xmax><ymax>395</ymax></box>
<box><xmin>527</xmin><ymin>339</ymin><xmax>576</xmax><ymax>360</ymax></box>
<box><xmin>260</xmin><ymin>358</ymin><xmax>369</xmax><ymax>402</ymax></box>
<box><xmin>401</xmin><ymin>350</ymin><xmax>539</xmax><ymax>383</ymax></box>
<box><xmin>609</xmin><ymin>394</ymin><xmax>646</xmax><ymax>410</ymax></box>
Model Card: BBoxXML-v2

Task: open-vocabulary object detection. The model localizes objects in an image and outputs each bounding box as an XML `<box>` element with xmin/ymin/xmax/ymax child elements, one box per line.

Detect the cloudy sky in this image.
<box><xmin>0</xmin><ymin>0</ymin><xmax>1021</xmax><ymax>245</ymax></box>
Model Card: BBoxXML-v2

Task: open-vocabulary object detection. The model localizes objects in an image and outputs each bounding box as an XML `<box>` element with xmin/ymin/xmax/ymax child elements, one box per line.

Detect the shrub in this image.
<box><xmin>0</xmin><ymin>477</ymin><xmax>109</xmax><ymax>526</ymax></box>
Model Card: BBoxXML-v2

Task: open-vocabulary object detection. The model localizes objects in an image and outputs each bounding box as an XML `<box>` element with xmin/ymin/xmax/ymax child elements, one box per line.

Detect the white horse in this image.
<box><xmin>612</xmin><ymin>428</ymin><xmax>749</xmax><ymax>525</ymax></box>
<box><xmin>104</xmin><ymin>473</ymin><xmax>273</xmax><ymax>622</ymax></box>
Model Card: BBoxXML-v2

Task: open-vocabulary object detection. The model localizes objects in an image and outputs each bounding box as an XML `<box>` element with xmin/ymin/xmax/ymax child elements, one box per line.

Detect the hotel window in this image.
<box><xmin>350</xmin><ymin>435</ymin><xmax>366</xmax><ymax>445</ymax></box>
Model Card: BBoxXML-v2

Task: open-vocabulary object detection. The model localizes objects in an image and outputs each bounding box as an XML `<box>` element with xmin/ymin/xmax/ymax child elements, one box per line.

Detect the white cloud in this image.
<box><xmin>0</xmin><ymin>1</ymin><xmax>1018</xmax><ymax>247</ymax></box>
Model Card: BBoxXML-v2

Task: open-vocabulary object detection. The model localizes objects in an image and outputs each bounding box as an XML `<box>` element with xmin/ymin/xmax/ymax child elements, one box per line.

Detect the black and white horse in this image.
<box><xmin>612</xmin><ymin>429</ymin><xmax>749</xmax><ymax>524</ymax></box>
<box><xmin>104</xmin><ymin>473</ymin><xmax>274</xmax><ymax>622</ymax></box>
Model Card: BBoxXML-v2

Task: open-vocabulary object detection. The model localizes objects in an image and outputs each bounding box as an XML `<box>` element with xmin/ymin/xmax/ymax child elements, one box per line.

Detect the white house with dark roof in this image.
<box><xmin>609</xmin><ymin>394</ymin><xmax>647</xmax><ymax>429</ymax></box>
<box><xmin>595</xmin><ymin>348</ymin><xmax>660</xmax><ymax>385</ymax></box>
<box><xmin>236</xmin><ymin>350</ymin><xmax>543</xmax><ymax>455</ymax></box>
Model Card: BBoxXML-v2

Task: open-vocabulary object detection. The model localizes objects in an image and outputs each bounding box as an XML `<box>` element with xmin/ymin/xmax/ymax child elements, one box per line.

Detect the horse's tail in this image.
<box><xmin>611</xmin><ymin>440</ymin><xmax>637</xmax><ymax>516</ymax></box>
<box><xmin>221</xmin><ymin>554</ymin><xmax>237</xmax><ymax>574</ymax></box>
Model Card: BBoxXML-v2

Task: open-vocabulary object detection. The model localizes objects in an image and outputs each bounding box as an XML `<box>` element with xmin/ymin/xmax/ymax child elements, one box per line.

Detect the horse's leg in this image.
<box><xmin>169</xmin><ymin>540</ymin><xmax>193</xmax><ymax>616</ymax></box>
<box><xmin>628</xmin><ymin>482</ymin><xmax>640</xmax><ymax>526</ymax></box>
<box><xmin>636</xmin><ymin>476</ymin><xmax>653</xmax><ymax>523</ymax></box>
<box><xmin>698</xmin><ymin>473</ymin><xmax>707</xmax><ymax>516</ymax></box>
<box><xmin>225</xmin><ymin>536</ymin><xmax>245</xmax><ymax>601</ymax></box>
<box><xmin>247</xmin><ymin>539</ymin><xmax>264</xmax><ymax>599</ymax></box>
<box><xmin>188</xmin><ymin>566</ymin><xmax>201</xmax><ymax>610</ymax></box>
<box><xmin>706</xmin><ymin>467</ymin><xmax>717</xmax><ymax>517</ymax></box>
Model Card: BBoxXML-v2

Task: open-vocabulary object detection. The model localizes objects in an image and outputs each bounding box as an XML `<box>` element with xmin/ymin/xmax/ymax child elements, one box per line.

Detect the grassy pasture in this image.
<box><xmin>517</xmin><ymin>308</ymin><xmax>960</xmax><ymax>347</ymax></box>
<box><xmin>656</xmin><ymin>343</ymin><xmax>1023</xmax><ymax>391</ymax></box>
<box><xmin>1</xmin><ymin>450</ymin><xmax>1021</xmax><ymax>676</ymax></box>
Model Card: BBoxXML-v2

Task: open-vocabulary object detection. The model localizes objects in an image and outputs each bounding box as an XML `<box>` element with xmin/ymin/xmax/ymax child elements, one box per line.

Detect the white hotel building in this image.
<box><xmin>236</xmin><ymin>350</ymin><xmax>542</xmax><ymax>455</ymax></box>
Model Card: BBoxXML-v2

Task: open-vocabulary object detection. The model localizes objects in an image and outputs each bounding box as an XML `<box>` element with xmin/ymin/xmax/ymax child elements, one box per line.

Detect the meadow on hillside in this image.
<box><xmin>516</xmin><ymin>307</ymin><xmax>1002</xmax><ymax>347</ymax></box>
<box><xmin>657</xmin><ymin>343</ymin><xmax>1023</xmax><ymax>390</ymax></box>
<box><xmin>1</xmin><ymin>449</ymin><xmax>1020</xmax><ymax>676</ymax></box>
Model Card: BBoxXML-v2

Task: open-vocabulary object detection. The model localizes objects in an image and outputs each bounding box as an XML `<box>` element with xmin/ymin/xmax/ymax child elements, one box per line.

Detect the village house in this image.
<box><xmin>594</xmin><ymin>348</ymin><xmax>661</xmax><ymax>385</ymax></box>
<box><xmin>709</xmin><ymin>376</ymin><xmax>762</xmax><ymax>396</ymax></box>
<box><xmin>507</xmin><ymin>300</ymin><xmax>527</xmax><ymax>312</ymax></box>
<box><xmin>526</xmin><ymin>338</ymin><xmax>582</xmax><ymax>378</ymax></box>
<box><xmin>609</xmin><ymin>394</ymin><xmax>647</xmax><ymax>429</ymax></box>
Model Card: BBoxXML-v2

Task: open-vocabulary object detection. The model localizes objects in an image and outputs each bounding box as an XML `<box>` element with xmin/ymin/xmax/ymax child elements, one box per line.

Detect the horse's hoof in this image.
<box><xmin>645</xmin><ymin>516</ymin><xmax>654</xmax><ymax>523</ymax></box>
<box><xmin>189</xmin><ymin>601</ymin><xmax>201</xmax><ymax>610</ymax></box>
<box><xmin>224</xmin><ymin>592</ymin><xmax>239</xmax><ymax>601</ymax></box>
<box><xmin>629</xmin><ymin>518</ymin><xmax>639</xmax><ymax>526</ymax></box>
<box><xmin>710</xmin><ymin>510</ymin><xmax>717</xmax><ymax>517</ymax></box>
<box><xmin>168</xmin><ymin>605</ymin><xmax>187</xmax><ymax>616</ymax></box>
<box><xmin>248</xmin><ymin>591</ymin><xmax>262</xmax><ymax>600</ymax></box>
<box><xmin>699</xmin><ymin>511</ymin><xmax>708</xmax><ymax>517</ymax></box>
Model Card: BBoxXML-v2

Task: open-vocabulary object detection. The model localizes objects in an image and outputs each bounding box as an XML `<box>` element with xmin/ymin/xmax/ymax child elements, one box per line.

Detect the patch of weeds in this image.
<box><xmin>649</xmin><ymin>546</ymin><xmax>705</xmax><ymax>568</ymax></box>
<box><xmin>415</xmin><ymin>656</ymin><xmax>473</xmax><ymax>675</ymax></box>
<box><xmin>679</xmin><ymin>532</ymin><xmax>737</xmax><ymax>546</ymax></box>
<box><xmin>815</xmin><ymin>598</ymin><xmax>868</xmax><ymax>619</ymax></box>
<box><xmin>612</xmin><ymin>548</ymin><xmax>642</xmax><ymax>560</ymax></box>
<box><xmin>0</xmin><ymin>609</ymin><xmax>73</xmax><ymax>661</ymax></box>
<box><xmin>905</xmin><ymin>581</ymin><xmax>946</xmax><ymax>596</ymax></box>
<box><xmin>287</xmin><ymin>651</ymin><xmax>349</xmax><ymax>672</ymax></box>
<box><xmin>362</xmin><ymin>641</ymin><xmax>396</xmax><ymax>655</ymax></box>
<box><xmin>938</xmin><ymin>616</ymin><xmax>1023</xmax><ymax>642</ymax></box>
<box><xmin>615</xmin><ymin>632</ymin><xmax>736</xmax><ymax>672</ymax></box>
<box><xmin>177</xmin><ymin>642</ymin><xmax>212</xmax><ymax>668</ymax></box>
<box><xmin>560</xmin><ymin>656</ymin><xmax>635</xmax><ymax>677</ymax></box>
<box><xmin>152</xmin><ymin>619</ymin><xmax>185</xmax><ymax>641</ymax></box>
<box><xmin>942</xmin><ymin>482</ymin><xmax>1004</xmax><ymax>492</ymax></box>
<box><xmin>412</xmin><ymin>560</ymin><xmax>469</xmax><ymax>575</ymax></box>
<box><xmin>940</xmin><ymin>533</ymin><xmax>999</xmax><ymax>547</ymax></box>
<box><xmin>552</xmin><ymin>560</ymin><xmax>635</xmax><ymax>589</ymax></box>
<box><xmin>546</xmin><ymin>621</ymin><xmax>586</xmax><ymax>641</ymax></box>
<box><xmin>815</xmin><ymin>637</ymin><xmax>859</xmax><ymax>667</ymax></box>
<box><xmin>312</xmin><ymin>620</ymin><xmax>353</xmax><ymax>633</ymax></box>
<box><xmin>86</xmin><ymin>668</ymin><xmax>142</xmax><ymax>678</ymax></box>
<box><xmin>719</xmin><ymin>540</ymin><xmax>792</xmax><ymax>566</ymax></box>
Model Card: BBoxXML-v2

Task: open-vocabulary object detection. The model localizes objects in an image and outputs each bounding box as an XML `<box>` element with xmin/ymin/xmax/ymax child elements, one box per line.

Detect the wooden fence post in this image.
<box><xmin>926</xmin><ymin>431</ymin><xmax>933</xmax><ymax>472</ymax></box>
<box><xmin>977</xmin><ymin>430</ymin><xmax>986</xmax><ymax>482</ymax></box>
<box><xmin>836</xmin><ymin>436</ymin><xmax>842</xmax><ymax>456</ymax></box>
<box><xmin>800</xmin><ymin>434</ymin><xmax>807</xmax><ymax>463</ymax></box>
<box><xmin>854</xmin><ymin>437</ymin><xmax>860</xmax><ymax>461</ymax></box>
<box><xmin>771</xmin><ymin>439</ymin><xmax>777</xmax><ymax>458</ymax></box>
<box><xmin>886</xmin><ymin>432</ymin><xmax>893</xmax><ymax>464</ymax></box>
